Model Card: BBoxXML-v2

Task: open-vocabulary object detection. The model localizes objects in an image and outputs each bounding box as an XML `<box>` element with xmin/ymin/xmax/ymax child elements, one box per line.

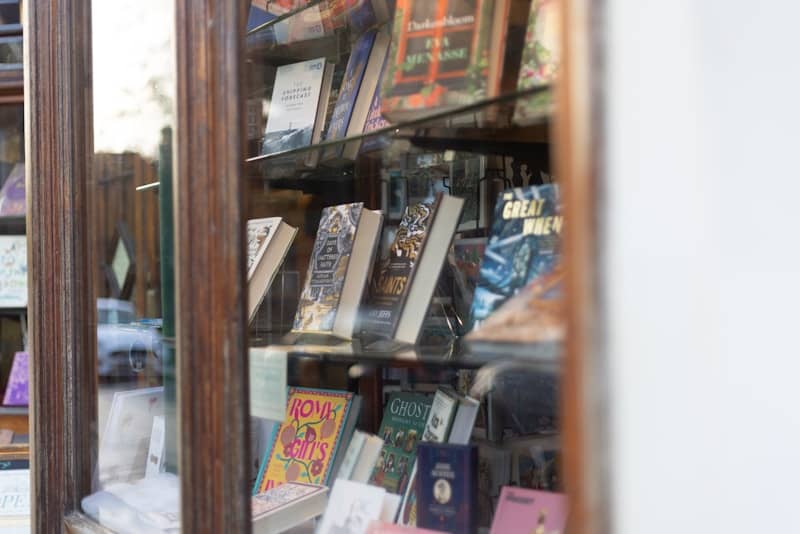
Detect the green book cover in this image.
<box><xmin>369</xmin><ymin>392</ymin><xmax>432</xmax><ymax>494</ymax></box>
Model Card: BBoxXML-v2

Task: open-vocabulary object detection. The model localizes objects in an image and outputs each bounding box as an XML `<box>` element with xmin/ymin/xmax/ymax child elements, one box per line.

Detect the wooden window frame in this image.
<box><xmin>24</xmin><ymin>0</ymin><xmax>608</xmax><ymax>532</ymax></box>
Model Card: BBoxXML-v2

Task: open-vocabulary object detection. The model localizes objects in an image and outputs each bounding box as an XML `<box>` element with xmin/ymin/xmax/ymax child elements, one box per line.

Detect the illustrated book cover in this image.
<box><xmin>369</xmin><ymin>392</ymin><xmax>432</xmax><ymax>495</ymax></box>
<box><xmin>323</xmin><ymin>27</ymin><xmax>391</xmax><ymax>163</ymax></box>
<box><xmin>252</xmin><ymin>482</ymin><xmax>328</xmax><ymax>533</ymax></box>
<box><xmin>416</xmin><ymin>443</ymin><xmax>478</xmax><ymax>534</ymax></box>
<box><xmin>2</xmin><ymin>351</ymin><xmax>27</xmax><ymax>406</ymax></box>
<box><xmin>380</xmin><ymin>0</ymin><xmax>497</xmax><ymax>121</ymax></box>
<box><xmin>317</xmin><ymin>479</ymin><xmax>387</xmax><ymax>534</ymax></box>
<box><xmin>0</xmin><ymin>164</ymin><xmax>24</xmax><ymax>217</ymax></box>
<box><xmin>292</xmin><ymin>202</ymin><xmax>383</xmax><ymax>338</ymax></box>
<box><xmin>247</xmin><ymin>217</ymin><xmax>298</xmax><ymax>322</ymax></box>
<box><xmin>262</xmin><ymin>57</ymin><xmax>331</xmax><ymax>155</ymax></box>
<box><xmin>361</xmin><ymin>194</ymin><xmax>464</xmax><ymax>344</ymax></box>
<box><xmin>0</xmin><ymin>236</ymin><xmax>26</xmax><ymax>308</ymax></box>
<box><xmin>255</xmin><ymin>387</ymin><xmax>355</xmax><ymax>492</ymax></box>
<box><xmin>469</xmin><ymin>184</ymin><xmax>562</xmax><ymax>331</ymax></box>
<box><xmin>490</xmin><ymin>487</ymin><xmax>567</xmax><ymax>534</ymax></box>
<box><xmin>514</xmin><ymin>0</ymin><xmax>560</xmax><ymax>124</ymax></box>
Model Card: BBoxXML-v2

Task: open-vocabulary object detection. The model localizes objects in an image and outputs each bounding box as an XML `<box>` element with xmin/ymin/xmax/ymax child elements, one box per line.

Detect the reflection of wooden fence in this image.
<box><xmin>93</xmin><ymin>152</ymin><xmax>161</xmax><ymax>318</ymax></box>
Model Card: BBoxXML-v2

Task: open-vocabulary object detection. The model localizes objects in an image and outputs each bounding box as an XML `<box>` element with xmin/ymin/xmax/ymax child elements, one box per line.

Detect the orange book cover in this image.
<box><xmin>254</xmin><ymin>387</ymin><xmax>355</xmax><ymax>493</ymax></box>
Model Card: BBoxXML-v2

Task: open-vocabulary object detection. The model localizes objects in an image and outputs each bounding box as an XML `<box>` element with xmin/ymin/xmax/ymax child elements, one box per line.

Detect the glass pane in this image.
<box><xmin>245</xmin><ymin>1</ymin><xmax>563</xmax><ymax>532</ymax></box>
<box><xmin>82</xmin><ymin>0</ymin><xmax>179</xmax><ymax>530</ymax></box>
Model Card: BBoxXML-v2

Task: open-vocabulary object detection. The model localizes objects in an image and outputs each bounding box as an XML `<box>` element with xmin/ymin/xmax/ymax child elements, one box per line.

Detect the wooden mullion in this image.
<box><xmin>25</xmin><ymin>0</ymin><xmax>96</xmax><ymax>530</ymax></box>
<box><xmin>174</xmin><ymin>0</ymin><xmax>251</xmax><ymax>532</ymax></box>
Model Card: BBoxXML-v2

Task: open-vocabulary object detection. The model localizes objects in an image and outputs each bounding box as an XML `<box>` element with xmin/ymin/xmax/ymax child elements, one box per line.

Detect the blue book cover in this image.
<box><xmin>416</xmin><ymin>443</ymin><xmax>478</xmax><ymax>534</ymax></box>
<box><xmin>359</xmin><ymin>47</ymin><xmax>391</xmax><ymax>154</ymax></box>
<box><xmin>324</xmin><ymin>29</ymin><xmax>377</xmax><ymax>148</ymax></box>
<box><xmin>470</xmin><ymin>185</ymin><xmax>562</xmax><ymax>328</ymax></box>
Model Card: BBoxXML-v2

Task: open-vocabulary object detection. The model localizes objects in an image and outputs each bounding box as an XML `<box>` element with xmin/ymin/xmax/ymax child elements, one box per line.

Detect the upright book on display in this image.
<box><xmin>416</xmin><ymin>443</ymin><xmax>479</xmax><ymax>534</ymax></box>
<box><xmin>468</xmin><ymin>184</ymin><xmax>564</xmax><ymax>347</ymax></box>
<box><xmin>247</xmin><ymin>217</ymin><xmax>298</xmax><ymax>322</ymax></box>
<box><xmin>292</xmin><ymin>202</ymin><xmax>383</xmax><ymax>339</ymax></box>
<box><xmin>262</xmin><ymin>57</ymin><xmax>334</xmax><ymax>156</ymax></box>
<box><xmin>514</xmin><ymin>0</ymin><xmax>561</xmax><ymax>124</ymax></box>
<box><xmin>322</xmin><ymin>27</ymin><xmax>391</xmax><ymax>164</ymax></box>
<box><xmin>362</xmin><ymin>194</ymin><xmax>464</xmax><ymax>344</ymax></box>
<box><xmin>490</xmin><ymin>487</ymin><xmax>567</xmax><ymax>534</ymax></box>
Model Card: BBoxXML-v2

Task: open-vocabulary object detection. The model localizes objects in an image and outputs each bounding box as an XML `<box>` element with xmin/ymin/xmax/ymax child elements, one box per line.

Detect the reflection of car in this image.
<box><xmin>97</xmin><ymin>298</ymin><xmax>162</xmax><ymax>378</ymax></box>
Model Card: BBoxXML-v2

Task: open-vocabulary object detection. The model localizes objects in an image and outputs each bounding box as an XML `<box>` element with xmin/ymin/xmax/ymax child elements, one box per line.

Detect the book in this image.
<box><xmin>513</xmin><ymin>0</ymin><xmax>560</xmax><ymax>124</ymax></box>
<box><xmin>337</xmin><ymin>429</ymin><xmax>368</xmax><ymax>481</ymax></box>
<box><xmin>317</xmin><ymin>479</ymin><xmax>387</xmax><ymax>534</ymax></box>
<box><xmin>292</xmin><ymin>202</ymin><xmax>383</xmax><ymax>338</ymax></box>
<box><xmin>262</xmin><ymin>57</ymin><xmax>333</xmax><ymax>155</ymax></box>
<box><xmin>97</xmin><ymin>386</ymin><xmax>164</xmax><ymax>487</ymax></box>
<box><xmin>380</xmin><ymin>0</ymin><xmax>497</xmax><ymax>122</ymax></box>
<box><xmin>369</xmin><ymin>392</ymin><xmax>432</xmax><ymax>495</ymax></box>
<box><xmin>362</xmin><ymin>194</ymin><xmax>464</xmax><ymax>344</ymax></box>
<box><xmin>252</xmin><ymin>482</ymin><xmax>328</xmax><ymax>534</ymax></box>
<box><xmin>446</xmin><ymin>395</ymin><xmax>479</xmax><ymax>445</ymax></box>
<box><xmin>0</xmin><ymin>236</ymin><xmax>25</xmax><ymax>308</ymax></box>
<box><xmin>449</xmin><ymin>237</ymin><xmax>486</xmax><ymax>325</ymax></box>
<box><xmin>0</xmin><ymin>164</ymin><xmax>24</xmax><ymax>217</ymax></box>
<box><xmin>2</xmin><ymin>351</ymin><xmax>27</xmax><ymax>406</ymax></box>
<box><xmin>254</xmin><ymin>387</ymin><xmax>357</xmax><ymax>492</ymax></box>
<box><xmin>416</xmin><ymin>443</ymin><xmax>478</xmax><ymax>534</ymax></box>
<box><xmin>145</xmin><ymin>415</ymin><xmax>166</xmax><ymax>478</ymax></box>
<box><xmin>468</xmin><ymin>184</ymin><xmax>562</xmax><ymax>330</ymax></box>
<box><xmin>247</xmin><ymin>217</ymin><xmax>298</xmax><ymax>322</ymax></box>
<box><xmin>359</xmin><ymin>46</ymin><xmax>393</xmax><ymax>154</ymax></box>
<box><xmin>366</xmin><ymin>521</ymin><xmax>444</xmax><ymax>533</ymax></box>
<box><xmin>322</xmin><ymin>27</ymin><xmax>391</xmax><ymax>163</ymax></box>
<box><xmin>341</xmin><ymin>431</ymin><xmax>385</xmax><ymax>483</ymax></box>
<box><xmin>0</xmin><ymin>465</ymin><xmax>29</xmax><ymax>524</ymax></box>
<box><xmin>489</xmin><ymin>487</ymin><xmax>567</xmax><ymax>534</ymax></box>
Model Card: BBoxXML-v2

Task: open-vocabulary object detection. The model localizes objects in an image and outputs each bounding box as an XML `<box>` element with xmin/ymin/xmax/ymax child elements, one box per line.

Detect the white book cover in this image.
<box><xmin>317</xmin><ymin>479</ymin><xmax>386</xmax><ymax>534</ymax></box>
<box><xmin>421</xmin><ymin>389</ymin><xmax>457</xmax><ymax>443</ymax></box>
<box><xmin>247</xmin><ymin>217</ymin><xmax>282</xmax><ymax>280</ymax></box>
<box><xmin>0</xmin><ymin>469</ymin><xmax>28</xmax><ymax>516</ymax></box>
<box><xmin>0</xmin><ymin>235</ymin><xmax>26</xmax><ymax>308</ymax></box>
<box><xmin>251</xmin><ymin>482</ymin><xmax>327</xmax><ymax>519</ymax></box>
<box><xmin>263</xmin><ymin>57</ymin><xmax>327</xmax><ymax>154</ymax></box>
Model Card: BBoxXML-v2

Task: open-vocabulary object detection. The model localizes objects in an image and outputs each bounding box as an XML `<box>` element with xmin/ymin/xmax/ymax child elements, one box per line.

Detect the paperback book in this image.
<box><xmin>292</xmin><ymin>202</ymin><xmax>382</xmax><ymax>338</ymax></box>
<box><xmin>514</xmin><ymin>0</ymin><xmax>560</xmax><ymax>124</ymax></box>
<box><xmin>489</xmin><ymin>487</ymin><xmax>567</xmax><ymax>534</ymax></box>
<box><xmin>317</xmin><ymin>479</ymin><xmax>387</xmax><ymax>534</ymax></box>
<box><xmin>469</xmin><ymin>184</ymin><xmax>562</xmax><ymax>334</ymax></box>
<box><xmin>369</xmin><ymin>392</ymin><xmax>432</xmax><ymax>495</ymax></box>
<box><xmin>416</xmin><ymin>443</ymin><xmax>478</xmax><ymax>534</ymax></box>
<box><xmin>255</xmin><ymin>387</ymin><xmax>357</xmax><ymax>492</ymax></box>
<box><xmin>252</xmin><ymin>482</ymin><xmax>328</xmax><ymax>533</ymax></box>
<box><xmin>247</xmin><ymin>217</ymin><xmax>298</xmax><ymax>322</ymax></box>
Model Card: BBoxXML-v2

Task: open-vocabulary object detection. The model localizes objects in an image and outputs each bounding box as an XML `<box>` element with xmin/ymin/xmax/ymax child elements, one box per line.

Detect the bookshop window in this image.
<box><xmin>80</xmin><ymin>0</ymin><xmax>179</xmax><ymax>530</ymax></box>
<box><xmin>246</xmin><ymin>1</ymin><xmax>563</xmax><ymax>532</ymax></box>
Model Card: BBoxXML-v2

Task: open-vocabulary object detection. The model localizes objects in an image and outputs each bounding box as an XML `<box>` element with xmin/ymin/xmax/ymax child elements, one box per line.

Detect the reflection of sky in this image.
<box><xmin>92</xmin><ymin>0</ymin><xmax>175</xmax><ymax>158</ymax></box>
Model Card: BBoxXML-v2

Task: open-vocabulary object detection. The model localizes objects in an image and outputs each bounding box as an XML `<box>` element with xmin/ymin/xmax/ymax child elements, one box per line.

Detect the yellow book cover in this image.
<box><xmin>255</xmin><ymin>387</ymin><xmax>354</xmax><ymax>493</ymax></box>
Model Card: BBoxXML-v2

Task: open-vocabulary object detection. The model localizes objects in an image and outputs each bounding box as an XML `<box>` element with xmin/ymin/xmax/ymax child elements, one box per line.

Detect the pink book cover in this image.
<box><xmin>366</xmin><ymin>520</ymin><xmax>445</xmax><ymax>534</ymax></box>
<box><xmin>490</xmin><ymin>487</ymin><xmax>567</xmax><ymax>534</ymax></box>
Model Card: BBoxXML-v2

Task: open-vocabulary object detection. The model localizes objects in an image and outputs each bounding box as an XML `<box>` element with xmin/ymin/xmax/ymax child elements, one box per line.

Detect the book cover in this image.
<box><xmin>360</xmin><ymin>48</ymin><xmax>392</xmax><ymax>154</ymax></box>
<box><xmin>324</xmin><ymin>29</ymin><xmax>377</xmax><ymax>144</ymax></box>
<box><xmin>0</xmin><ymin>164</ymin><xmax>24</xmax><ymax>217</ymax></box>
<box><xmin>251</xmin><ymin>482</ymin><xmax>327</xmax><ymax>518</ymax></box>
<box><xmin>421</xmin><ymin>389</ymin><xmax>457</xmax><ymax>443</ymax></box>
<box><xmin>416</xmin><ymin>443</ymin><xmax>478</xmax><ymax>534</ymax></box>
<box><xmin>292</xmin><ymin>202</ymin><xmax>363</xmax><ymax>333</ymax></box>
<box><xmin>381</xmin><ymin>0</ymin><xmax>496</xmax><ymax>119</ymax></box>
<box><xmin>514</xmin><ymin>0</ymin><xmax>560</xmax><ymax>123</ymax></box>
<box><xmin>262</xmin><ymin>57</ymin><xmax>328</xmax><ymax>155</ymax></box>
<box><xmin>318</xmin><ymin>479</ymin><xmax>386</xmax><ymax>534</ymax></box>
<box><xmin>2</xmin><ymin>352</ymin><xmax>27</xmax><ymax>406</ymax></box>
<box><xmin>337</xmin><ymin>429</ymin><xmax>368</xmax><ymax>481</ymax></box>
<box><xmin>450</xmin><ymin>237</ymin><xmax>486</xmax><ymax>323</ymax></box>
<box><xmin>366</xmin><ymin>521</ymin><xmax>444</xmax><ymax>533</ymax></box>
<box><xmin>0</xmin><ymin>236</ymin><xmax>25</xmax><ymax>308</ymax></box>
<box><xmin>369</xmin><ymin>392</ymin><xmax>432</xmax><ymax>494</ymax></box>
<box><xmin>490</xmin><ymin>487</ymin><xmax>567</xmax><ymax>534</ymax></box>
<box><xmin>469</xmin><ymin>185</ymin><xmax>562</xmax><ymax>329</ymax></box>
<box><xmin>255</xmin><ymin>387</ymin><xmax>355</xmax><ymax>492</ymax></box>
<box><xmin>362</xmin><ymin>199</ymin><xmax>437</xmax><ymax>337</ymax></box>
<box><xmin>247</xmin><ymin>217</ymin><xmax>281</xmax><ymax>280</ymax></box>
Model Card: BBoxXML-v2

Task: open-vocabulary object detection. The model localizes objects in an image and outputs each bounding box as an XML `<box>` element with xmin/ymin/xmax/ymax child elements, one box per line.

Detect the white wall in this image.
<box><xmin>605</xmin><ymin>1</ymin><xmax>800</xmax><ymax>532</ymax></box>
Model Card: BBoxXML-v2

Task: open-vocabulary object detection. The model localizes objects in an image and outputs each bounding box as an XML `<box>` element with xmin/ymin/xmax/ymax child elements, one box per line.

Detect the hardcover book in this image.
<box><xmin>369</xmin><ymin>392</ymin><xmax>432</xmax><ymax>495</ymax></box>
<box><xmin>262</xmin><ymin>57</ymin><xmax>331</xmax><ymax>155</ymax></box>
<box><xmin>469</xmin><ymin>184</ymin><xmax>562</xmax><ymax>330</ymax></box>
<box><xmin>0</xmin><ymin>164</ymin><xmax>24</xmax><ymax>217</ymax></box>
<box><xmin>514</xmin><ymin>0</ymin><xmax>560</xmax><ymax>124</ymax></box>
<box><xmin>317</xmin><ymin>479</ymin><xmax>387</xmax><ymax>534</ymax></box>
<box><xmin>252</xmin><ymin>482</ymin><xmax>328</xmax><ymax>534</ymax></box>
<box><xmin>323</xmin><ymin>27</ymin><xmax>391</xmax><ymax>163</ymax></box>
<box><xmin>380</xmin><ymin>0</ymin><xmax>497</xmax><ymax>122</ymax></box>
<box><xmin>361</xmin><ymin>194</ymin><xmax>464</xmax><ymax>344</ymax></box>
<box><xmin>2</xmin><ymin>351</ymin><xmax>27</xmax><ymax>406</ymax></box>
<box><xmin>292</xmin><ymin>202</ymin><xmax>383</xmax><ymax>338</ymax></box>
<box><xmin>255</xmin><ymin>387</ymin><xmax>356</xmax><ymax>492</ymax></box>
<box><xmin>416</xmin><ymin>443</ymin><xmax>478</xmax><ymax>534</ymax></box>
<box><xmin>489</xmin><ymin>487</ymin><xmax>567</xmax><ymax>534</ymax></box>
<box><xmin>247</xmin><ymin>217</ymin><xmax>298</xmax><ymax>322</ymax></box>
